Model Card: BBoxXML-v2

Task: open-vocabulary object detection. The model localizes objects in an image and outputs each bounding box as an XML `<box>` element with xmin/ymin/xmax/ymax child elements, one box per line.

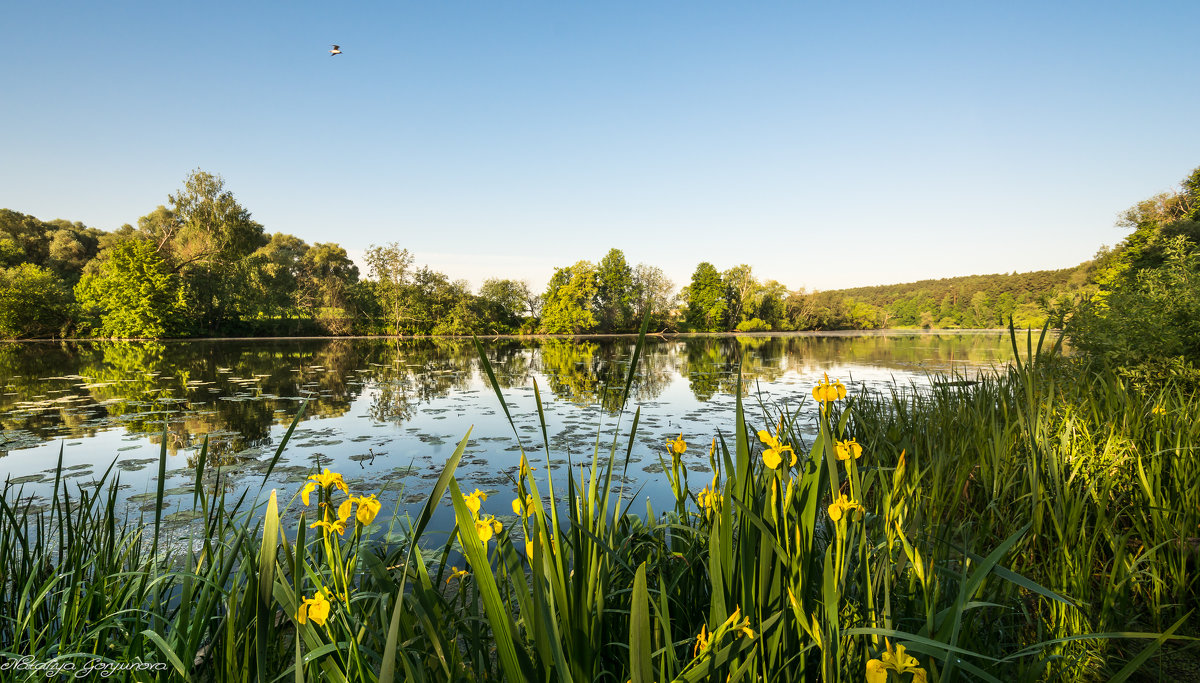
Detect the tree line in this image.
<box><xmin>2</xmin><ymin>169</ymin><xmax>1091</xmax><ymax>339</ymax></box>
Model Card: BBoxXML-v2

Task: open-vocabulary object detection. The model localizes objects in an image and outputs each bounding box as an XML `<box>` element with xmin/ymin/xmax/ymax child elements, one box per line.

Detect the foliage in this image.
<box><xmin>631</xmin><ymin>263</ymin><xmax>675</xmax><ymax>331</ymax></box>
<box><xmin>75</xmin><ymin>239</ymin><xmax>188</xmax><ymax>338</ymax></box>
<box><xmin>1068</xmin><ymin>236</ymin><xmax>1200</xmax><ymax>376</ymax></box>
<box><xmin>595</xmin><ymin>248</ymin><xmax>634</xmax><ymax>332</ymax></box>
<box><xmin>364</xmin><ymin>242</ymin><xmax>415</xmax><ymax>334</ymax></box>
<box><xmin>734</xmin><ymin>317</ymin><xmax>770</xmax><ymax>332</ymax></box>
<box><xmin>684</xmin><ymin>261</ymin><xmax>726</xmax><ymax>331</ymax></box>
<box><xmin>0</xmin><ymin>263</ymin><xmax>73</xmax><ymax>338</ymax></box>
<box><xmin>540</xmin><ymin>260</ymin><xmax>598</xmax><ymax>334</ymax></box>
<box><xmin>1067</xmin><ymin>165</ymin><xmax>1200</xmax><ymax>380</ymax></box>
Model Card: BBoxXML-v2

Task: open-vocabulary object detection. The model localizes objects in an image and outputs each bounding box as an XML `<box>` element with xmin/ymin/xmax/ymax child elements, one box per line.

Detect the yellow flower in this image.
<box><xmin>511</xmin><ymin>494</ymin><xmax>535</xmax><ymax>517</ymax></box>
<box><xmin>353</xmin><ymin>494</ymin><xmax>382</xmax><ymax>525</ymax></box>
<box><xmin>762</xmin><ymin>444</ymin><xmax>796</xmax><ymax>469</ymax></box>
<box><xmin>696</xmin><ymin>486</ymin><xmax>715</xmax><ymax>516</ymax></box>
<box><xmin>465</xmin><ymin>488</ymin><xmax>488</xmax><ymax>516</ymax></box>
<box><xmin>310</xmin><ymin>516</ymin><xmax>348</xmax><ymax>536</ymax></box>
<box><xmin>756</xmin><ymin>429</ymin><xmax>781</xmax><ymax>450</ymax></box>
<box><xmin>446</xmin><ymin>565</ymin><xmax>469</xmax><ymax>583</ymax></box>
<box><xmin>758</xmin><ymin>422</ymin><xmax>796</xmax><ymax>469</ymax></box>
<box><xmin>812</xmin><ymin>372</ymin><xmax>847</xmax><ymax>403</ymax></box>
<box><xmin>692</xmin><ymin>624</ymin><xmax>710</xmax><ymax>658</ymax></box>
<box><xmin>1152</xmin><ymin>405</ymin><xmax>1167</xmax><ymax>415</ymax></box>
<box><xmin>474</xmin><ymin>515</ymin><xmax>503</xmax><ymax>544</ymax></box>
<box><xmin>296</xmin><ymin>590</ymin><xmax>331</xmax><ymax>626</ymax></box>
<box><xmin>300</xmin><ymin>481</ymin><xmax>318</xmax><ymax>506</ymax></box>
<box><xmin>835</xmin><ymin>438</ymin><xmax>863</xmax><ymax>461</ymax></box>
<box><xmin>308</xmin><ymin>468</ymin><xmax>349</xmax><ymax>495</ymax></box>
<box><xmin>827</xmin><ymin>494</ymin><xmax>865</xmax><ymax>522</ymax></box>
<box><xmin>524</xmin><ymin>537</ymin><xmax>535</xmax><ymax>558</ymax></box>
<box><xmin>872</xmin><ymin>639</ymin><xmax>926</xmax><ymax>682</ymax></box>
<box><xmin>865</xmin><ymin>658</ymin><xmax>888</xmax><ymax>683</ymax></box>
<box><xmin>735</xmin><ymin>614</ymin><xmax>755</xmax><ymax>640</ymax></box>
<box><xmin>667</xmin><ymin>434</ymin><xmax>687</xmax><ymax>455</ymax></box>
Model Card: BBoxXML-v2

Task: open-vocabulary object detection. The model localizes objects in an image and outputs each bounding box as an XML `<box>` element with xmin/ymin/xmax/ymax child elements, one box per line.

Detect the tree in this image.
<box><xmin>1096</xmin><ymin>165</ymin><xmax>1200</xmax><ymax>286</ymax></box>
<box><xmin>723</xmin><ymin>264</ymin><xmax>756</xmax><ymax>327</ymax></box>
<box><xmin>249</xmin><ymin>233</ymin><xmax>310</xmax><ymax>322</ymax></box>
<box><xmin>631</xmin><ymin>264</ymin><xmax>675</xmax><ymax>330</ymax></box>
<box><xmin>75</xmin><ymin>240</ymin><xmax>187</xmax><ymax>338</ymax></box>
<box><xmin>138</xmin><ymin>170</ymin><xmax>268</xmax><ymax>333</ymax></box>
<box><xmin>364</xmin><ymin>243</ymin><xmax>414</xmax><ymax>334</ymax></box>
<box><xmin>478</xmin><ymin>278</ymin><xmax>531</xmax><ymax>333</ymax></box>
<box><xmin>0</xmin><ymin>264</ymin><xmax>72</xmax><ymax>338</ymax></box>
<box><xmin>301</xmin><ymin>242</ymin><xmax>359</xmax><ymax>333</ymax></box>
<box><xmin>594</xmin><ymin>248</ymin><xmax>634</xmax><ymax>332</ymax></box>
<box><xmin>541</xmin><ymin>261</ymin><xmax>598</xmax><ymax>334</ymax></box>
<box><xmin>684</xmin><ymin>262</ymin><xmax>726</xmax><ymax>332</ymax></box>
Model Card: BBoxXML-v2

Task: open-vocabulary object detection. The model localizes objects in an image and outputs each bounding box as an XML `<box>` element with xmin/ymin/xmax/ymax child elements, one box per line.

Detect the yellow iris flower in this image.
<box><xmin>310</xmin><ymin>515</ymin><xmax>348</xmax><ymax>536</ymax></box>
<box><xmin>865</xmin><ymin>657</ymin><xmax>888</xmax><ymax>683</ymax></box>
<box><xmin>762</xmin><ymin>444</ymin><xmax>797</xmax><ymax>469</ymax></box>
<box><xmin>511</xmin><ymin>494</ymin><xmax>535</xmax><ymax>516</ymax></box>
<box><xmin>474</xmin><ymin>515</ymin><xmax>503</xmax><ymax>544</ymax></box>
<box><xmin>352</xmin><ymin>494</ymin><xmax>382</xmax><ymax>525</ymax></box>
<box><xmin>296</xmin><ymin>590</ymin><xmax>331</xmax><ymax>626</ymax></box>
<box><xmin>301</xmin><ymin>468</ymin><xmax>349</xmax><ymax>505</ymax></box>
<box><xmin>868</xmin><ymin>640</ymin><xmax>926</xmax><ymax>682</ymax></box>
<box><xmin>465</xmin><ymin>488</ymin><xmax>488</xmax><ymax>516</ymax></box>
<box><xmin>447</xmin><ymin>565</ymin><xmax>469</xmax><ymax>583</ymax></box>
<box><xmin>667</xmin><ymin>434</ymin><xmax>687</xmax><ymax>455</ymax></box>
<box><xmin>692</xmin><ymin>624</ymin><xmax>711</xmax><ymax>658</ymax></box>
<box><xmin>827</xmin><ymin>494</ymin><xmax>865</xmax><ymax>522</ymax></box>
<box><xmin>757</xmin><ymin>424</ymin><xmax>796</xmax><ymax>469</ymax></box>
<box><xmin>812</xmin><ymin>373</ymin><xmax>847</xmax><ymax>403</ymax></box>
<box><xmin>835</xmin><ymin>438</ymin><xmax>863</xmax><ymax>461</ymax></box>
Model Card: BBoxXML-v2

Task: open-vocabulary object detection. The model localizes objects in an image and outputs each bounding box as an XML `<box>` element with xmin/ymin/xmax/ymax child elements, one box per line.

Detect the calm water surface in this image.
<box><xmin>0</xmin><ymin>333</ymin><xmax>1011</xmax><ymax>535</ymax></box>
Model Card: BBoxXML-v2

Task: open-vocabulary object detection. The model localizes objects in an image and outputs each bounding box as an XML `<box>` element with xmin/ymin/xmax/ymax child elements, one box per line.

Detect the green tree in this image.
<box><xmin>364</xmin><ymin>243</ymin><xmax>414</xmax><ymax>334</ymax></box>
<box><xmin>541</xmin><ymin>261</ymin><xmax>598</xmax><ymax>334</ymax></box>
<box><xmin>684</xmin><ymin>262</ymin><xmax>726</xmax><ymax>332</ymax></box>
<box><xmin>138</xmin><ymin>170</ymin><xmax>268</xmax><ymax>333</ymax></box>
<box><xmin>631</xmin><ymin>264</ymin><xmax>675</xmax><ymax>330</ymax></box>
<box><xmin>478</xmin><ymin>278</ymin><xmax>531</xmax><ymax>333</ymax></box>
<box><xmin>301</xmin><ymin>242</ymin><xmax>359</xmax><ymax>333</ymax></box>
<box><xmin>723</xmin><ymin>264</ymin><xmax>756</xmax><ymax>327</ymax></box>
<box><xmin>1092</xmin><ymin>165</ymin><xmax>1200</xmax><ymax>287</ymax></box>
<box><xmin>249</xmin><ymin>233</ymin><xmax>310</xmax><ymax>323</ymax></box>
<box><xmin>75</xmin><ymin>240</ymin><xmax>187</xmax><ymax>338</ymax></box>
<box><xmin>594</xmin><ymin>248</ymin><xmax>634</xmax><ymax>332</ymax></box>
<box><xmin>0</xmin><ymin>264</ymin><xmax>72</xmax><ymax>338</ymax></box>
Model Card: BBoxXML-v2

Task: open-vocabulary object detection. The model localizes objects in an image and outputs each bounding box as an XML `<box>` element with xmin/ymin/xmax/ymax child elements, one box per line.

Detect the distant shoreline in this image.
<box><xmin>3</xmin><ymin>328</ymin><xmax>1031</xmax><ymax>344</ymax></box>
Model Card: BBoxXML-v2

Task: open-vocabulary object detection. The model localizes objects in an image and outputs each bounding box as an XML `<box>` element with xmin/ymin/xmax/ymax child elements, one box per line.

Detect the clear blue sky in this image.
<box><xmin>3</xmin><ymin>1</ymin><xmax>1198</xmax><ymax>292</ymax></box>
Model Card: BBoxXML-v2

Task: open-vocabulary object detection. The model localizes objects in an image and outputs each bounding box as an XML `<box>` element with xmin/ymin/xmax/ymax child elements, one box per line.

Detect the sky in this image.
<box><xmin>3</xmin><ymin>1</ymin><xmax>1199</xmax><ymax>293</ymax></box>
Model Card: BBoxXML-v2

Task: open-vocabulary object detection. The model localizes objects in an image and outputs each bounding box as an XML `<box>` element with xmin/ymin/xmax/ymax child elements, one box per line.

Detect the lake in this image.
<box><xmin>0</xmin><ymin>332</ymin><xmax>1013</xmax><ymax>534</ymax></box>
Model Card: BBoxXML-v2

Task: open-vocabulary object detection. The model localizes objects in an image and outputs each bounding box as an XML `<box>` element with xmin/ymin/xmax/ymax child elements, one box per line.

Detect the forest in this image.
<box><xmin>0</xmin><ymin>168</ymin><xmax>1162</xmax><ymax>340</ymax></box>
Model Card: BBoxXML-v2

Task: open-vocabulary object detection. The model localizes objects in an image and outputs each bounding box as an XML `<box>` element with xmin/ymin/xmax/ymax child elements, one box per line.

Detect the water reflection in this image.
<box><xmin>0</xmin><ymin>333</ymin><xmax>1010</xmax><ymax>464</ymax></box>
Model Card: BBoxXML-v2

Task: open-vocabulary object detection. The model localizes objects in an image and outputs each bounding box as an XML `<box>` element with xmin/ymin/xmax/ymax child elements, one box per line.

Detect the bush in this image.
<box><xmin>1068</xmin><ymin>235</ymin><xmax>1200</xmax><ymax>370</ymax></box>
<box><xmin>734</xmin><ymin>317</ymin><xmax>771</xmax><ymax>332</ymax></box>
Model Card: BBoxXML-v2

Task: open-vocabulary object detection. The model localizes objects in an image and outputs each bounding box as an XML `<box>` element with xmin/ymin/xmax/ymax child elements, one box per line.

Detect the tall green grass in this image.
<box><xmin>0</xmin><ymin>325</ymin><xmax>1195</xmax><ymax>681</ymax></box>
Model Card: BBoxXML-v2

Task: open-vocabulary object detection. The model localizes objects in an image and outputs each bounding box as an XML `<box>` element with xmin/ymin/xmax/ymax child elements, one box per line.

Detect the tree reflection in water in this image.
<box><xmin>0</xmin><ymin>333</ymin><xmax>1011</xmax><ymax>468</ymax></box>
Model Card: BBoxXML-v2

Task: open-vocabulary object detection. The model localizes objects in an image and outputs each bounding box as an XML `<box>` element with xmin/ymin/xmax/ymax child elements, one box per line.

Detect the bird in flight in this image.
<box><xmin>330</xmin><ymin>44</ymin><xmax>342</xmax><ymax>56</ymax></box>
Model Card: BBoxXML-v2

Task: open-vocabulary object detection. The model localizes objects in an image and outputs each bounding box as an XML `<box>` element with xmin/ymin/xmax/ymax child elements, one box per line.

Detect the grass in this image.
<box><xmin>0</xmin><ymin>324</ymin><xmax>1196</xmax><ymax>681</ymax></box>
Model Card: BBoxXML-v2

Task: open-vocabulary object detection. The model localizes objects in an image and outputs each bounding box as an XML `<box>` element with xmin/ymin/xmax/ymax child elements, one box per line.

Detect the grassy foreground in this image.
<box><xmin>0</xmin><ymin>328</ymin><xmax>1197</xmax><ymax>682</ymax></box>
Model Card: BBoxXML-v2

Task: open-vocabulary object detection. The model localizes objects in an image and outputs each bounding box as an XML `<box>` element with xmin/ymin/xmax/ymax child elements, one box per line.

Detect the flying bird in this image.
<box><xmin>329</xmin><ymin>44</ymin><xmax>342</xmax><ymax>56</ymax></box>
